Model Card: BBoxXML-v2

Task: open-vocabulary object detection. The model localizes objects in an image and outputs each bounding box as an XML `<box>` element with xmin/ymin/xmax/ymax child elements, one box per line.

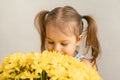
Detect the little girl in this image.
<box><xmin>34</xmin><ymin>6</ymin><xmax>100</xmax><ymax>70</ymax></box>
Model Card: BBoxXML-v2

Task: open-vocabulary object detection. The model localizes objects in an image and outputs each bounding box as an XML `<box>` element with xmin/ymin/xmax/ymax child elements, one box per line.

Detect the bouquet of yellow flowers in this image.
<box><xmin>0</xmin><ymin>51</ymin><xmax>102</xmax><ymax>80</ymax></box>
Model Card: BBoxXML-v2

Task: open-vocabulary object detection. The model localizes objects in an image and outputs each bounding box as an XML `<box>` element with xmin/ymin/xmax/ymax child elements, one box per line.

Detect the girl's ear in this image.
<box><xmin>76</xmin><ymin>35</ymin><xmax>83</xmax><ymax>46</ymax></box>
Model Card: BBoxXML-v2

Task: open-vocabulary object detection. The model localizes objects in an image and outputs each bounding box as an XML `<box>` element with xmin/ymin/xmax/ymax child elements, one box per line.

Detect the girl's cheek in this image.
<box><xmin>47</xmin><ymin>45</ymin><xmax>54</xmax><ymax>50</ymax></box>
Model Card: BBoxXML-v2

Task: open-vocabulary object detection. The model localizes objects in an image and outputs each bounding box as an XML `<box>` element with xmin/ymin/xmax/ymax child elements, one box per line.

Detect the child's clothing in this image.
<box><xmin>74</xmin><ymin>52</ymin><xmax>84</xmax><ymax>60</ymax></box>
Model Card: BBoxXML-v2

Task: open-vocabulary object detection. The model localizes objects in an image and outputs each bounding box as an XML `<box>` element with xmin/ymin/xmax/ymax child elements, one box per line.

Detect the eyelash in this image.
<box><xmin>61</xmin><ymin>43</ymin><xmax>68</xmax><ymax>46</ymax></box>
<box><xmin>48</xmin><ymin>42</ymin><xmax>54</xmax><ymax>44</ymax></box>
<box><xmin>48</xmin><ymin>42</ymin><xmax>68</xmax><ymax>46</ymax></box>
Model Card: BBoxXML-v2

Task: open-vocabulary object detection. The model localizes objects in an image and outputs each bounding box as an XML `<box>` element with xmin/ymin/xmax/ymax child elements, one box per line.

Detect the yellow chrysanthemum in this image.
<box><xmin>0</xmin><ymin>51</ymin><xmax>103</xmax><ymax>80</ymax></box>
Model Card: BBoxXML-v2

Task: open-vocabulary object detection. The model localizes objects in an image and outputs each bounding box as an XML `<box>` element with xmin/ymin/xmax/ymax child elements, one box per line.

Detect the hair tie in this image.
<box><xmin>81</xmin><ymin>16</ymin><xmax>84</xmax><ymax>19</ymax></box>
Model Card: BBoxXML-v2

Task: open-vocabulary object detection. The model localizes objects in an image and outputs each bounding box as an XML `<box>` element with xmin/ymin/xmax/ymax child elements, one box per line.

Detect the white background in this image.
<box><xmin>0</xmin><ymin>0</ymin><xmax>120</xmax><ymax>80</ymax></box>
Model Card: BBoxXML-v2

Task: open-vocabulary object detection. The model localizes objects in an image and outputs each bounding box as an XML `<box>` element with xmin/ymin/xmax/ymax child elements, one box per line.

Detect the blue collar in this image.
<box><xmin>74</xmin><ymin>52</ymin><xmax>84</xmax><ymax>60</ymax></box>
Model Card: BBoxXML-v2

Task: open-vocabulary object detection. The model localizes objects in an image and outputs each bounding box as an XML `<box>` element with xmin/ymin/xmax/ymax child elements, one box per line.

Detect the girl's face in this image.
<box><xmin>45</xmin><ymin>22</ymin><xmax>82</xmax><ymax>57</ymax></box>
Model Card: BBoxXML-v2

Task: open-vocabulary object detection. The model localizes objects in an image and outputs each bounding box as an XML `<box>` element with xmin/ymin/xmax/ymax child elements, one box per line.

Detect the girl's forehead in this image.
<box><xmin>46</xmin><ymin>25</ymin><xmax>76</xmax><ymax>41</ymax></box>
<box><xmin>46</xmin><ymin>21</ymin><xmax>77</xmax><ymax>36</ymax></box>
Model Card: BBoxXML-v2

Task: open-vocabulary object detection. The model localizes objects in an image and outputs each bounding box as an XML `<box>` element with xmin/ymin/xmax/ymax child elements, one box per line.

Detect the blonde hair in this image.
<box><xmin>34</xmin><ymin>6</ymin><xmax>100</xmax><ymax>61</ymax></box>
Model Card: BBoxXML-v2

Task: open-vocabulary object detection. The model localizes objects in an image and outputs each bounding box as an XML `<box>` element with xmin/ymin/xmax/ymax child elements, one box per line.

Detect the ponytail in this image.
<box><xmin>34</xmin><ymin>10</ymin><xmax>49</xmax><ymax>52</ymax></box>
<box><xmin>83</xmin><ymin>16</ymin><xmax>100</xmax><ymax>61</ymax></box>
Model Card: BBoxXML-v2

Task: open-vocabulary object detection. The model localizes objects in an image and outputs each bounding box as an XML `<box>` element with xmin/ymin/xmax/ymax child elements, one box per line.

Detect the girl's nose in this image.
<box><xmin>54</xmin><ymin>44</ymin><xmax>61</xmax><ymax>52</ymax></box>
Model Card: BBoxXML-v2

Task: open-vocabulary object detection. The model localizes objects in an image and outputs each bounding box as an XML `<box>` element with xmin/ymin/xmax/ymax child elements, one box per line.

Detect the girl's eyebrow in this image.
<box><xmin>62</xmin><ymin>40</ymin><xmax>70</xmax><ymax>43</ymax></box>
<box><xmin>47</xmin><ymin>37</ymin><xmax>69</xmax><ymax>43</ymax></box>
<box><xmin>47</xmin><ymin>37</ymin><xmax>53</xmax><ymax>41</ymax></box>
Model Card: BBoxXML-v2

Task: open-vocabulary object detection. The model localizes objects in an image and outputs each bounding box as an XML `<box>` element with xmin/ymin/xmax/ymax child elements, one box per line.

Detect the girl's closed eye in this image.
<box><xmin>48</xmin><ymin>41</ymin><xmax>54</xmax><ymax>44</ymax></box>
<box><xmin>61</xmin><ymin>43</ymin><xmax>68</xmax><ymax>46</ymax></box>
